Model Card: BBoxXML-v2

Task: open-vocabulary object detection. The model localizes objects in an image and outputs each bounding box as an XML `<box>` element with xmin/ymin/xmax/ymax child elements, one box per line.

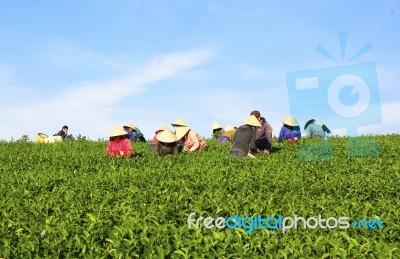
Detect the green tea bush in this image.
<box><xmin>0</xmin><ymin>135</ymin><xmax>399</xmax><ymax>258</ymax></box>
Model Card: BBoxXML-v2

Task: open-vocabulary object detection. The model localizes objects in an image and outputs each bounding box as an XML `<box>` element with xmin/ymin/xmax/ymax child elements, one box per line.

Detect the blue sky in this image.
<box><xmin>0</xmin><ymin>0</ymin><xmax>399</xmax><ymax>140</ymax></box>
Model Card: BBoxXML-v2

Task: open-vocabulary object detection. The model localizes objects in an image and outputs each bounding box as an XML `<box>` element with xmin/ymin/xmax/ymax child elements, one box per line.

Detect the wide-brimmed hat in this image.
<box><xmin>123</xmin><ymin>123</ymin><xmax>135</xmax><ymax>129</ymax></box>
<box><xmin>156</xmin><ymin>129</ymin><xmax>177</xmax><ymax>143</ymax></box>
<box><xmin>155</xmin><ymin>126</ymin><xmax>169</xmax><ymax>134</ymax></box>
<box><xmin>211</xmin><ymin>122</ymin><xmax>222</xmax><ymax>130</ymax></box>
<box><xmin>225</xmin><ymin>125</ymin><xmax>235</xmax><ymax>132</ymax></box>
<box><xmin>38</xmin><ymin>133</ymin><xmax>48</xmax><ymax>138</ymax></box>
<box><xmin>242</xmin><ymin>115</ymin><xmax>262</xmax><ymax>127</ymax></box>
<box><xmin>175</xmin><ymin>126</ymin><xmax>190</xmax><ymax>140</ymax></box>
<box><xmin>282</xmin><ymin>115</ymin><xmax>299</xmax><ymax>126</ymax></box>
<box><xmin>108</xmin><ymin>125</ymin><xmax>128</xmax><ymax>137</ymax></box>
<box><xmin>171</xmin><ymin>118</ymin><xmax>188</xmax><ymax>127</ymax></box>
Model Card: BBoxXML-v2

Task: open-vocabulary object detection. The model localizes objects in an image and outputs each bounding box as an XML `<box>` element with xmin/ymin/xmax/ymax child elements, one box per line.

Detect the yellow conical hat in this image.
<box><xmin>225</xmin><ymin>125</ymin><xmax>235</xmax><ymax>132</ymax></box>
<box><xmin>123</xmin><ymin>123</ymin><xmax>135</xmax><ymax>129</ymax></box>
<box><xmin>175</xmin><ymin>126</ymin><xmax>190</xmax><ymax>140</ymax></box>
<box><xmin>107</xmin><ymin>125</ymin><xmax>127</xmax><ymax>137</ymax></box>
<box><xmin>155</xmin><ymin>126</ymin><xmax>169</xmax><ymax>134</ymax></box>
<box><xmin>282</xmin><ymin>115</ymin><xmax>299</xmax><ymax>126</ymax></box>
<box><xmin>211</xmin><ymin>122</ymin><xmax>223</xmax><ymax>130</ymax></box>
<box><xmin>242</xmin><ymin>115</ymin><xmax>262</xmax><ymax>127</ymax></box>
<box><xmin>156</xmin><ymin>129</ymin><xmax>177</xmax><ymax>143</ymax></box>
<box><xmin>171</xmin><ymin>118</ymin><xmax>188</xmax><ymax>127</ymax></box>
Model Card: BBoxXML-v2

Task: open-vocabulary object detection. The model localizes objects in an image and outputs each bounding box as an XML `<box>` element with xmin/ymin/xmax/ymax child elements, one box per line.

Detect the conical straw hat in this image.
<box><xmin>211</xmin><ymin>122</ymin><xmax>222</xmax><ymax>130</ymax></box>
<box><xmin>156</xmin><ymin>129</ymin><xmax>177</xmax><ymax>143</ymax></box>
<box><xmin>123</xmin><ymin>123</ymin><xmax>135</xmax><ymax>129</ymax></box>
<box><xmin>171</xmin><ymin>118</ymin><xmax>188</xmax><ymax>127</ymax></box>
<box><xmin>175</xmin><ymin>126</ymin><xmax>190</xmax><ymax>140</ymax></box>
<box><xmin>107</xmin><ymin>125</ymin><xmax>127</xmax><ymax>137</ymax></box>
<box><xmin>242</xmin><ymin>115</ymin><xmax>262</xmax><ymax>127</ymax></box>
<box><xmin>282</xmin><ymin>115</ymin><xmax>299</xmax><ymax>126</ymax></box>
<box><xmin>225</xmin><ymin>125</ymin><xmax>235</xmax><ymax>132</ymax></box>
<box><xmin>155</xmin><ymin>126</ymin><xmax>169</xmax><ymax>134</ymax></box>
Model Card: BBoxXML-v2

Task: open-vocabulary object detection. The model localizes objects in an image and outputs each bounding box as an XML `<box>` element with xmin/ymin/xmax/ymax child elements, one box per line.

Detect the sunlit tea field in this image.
<box><xmin>0</xmin><ymin>135</ymin><xmax>399</xmax><ymax>258</ymax></box>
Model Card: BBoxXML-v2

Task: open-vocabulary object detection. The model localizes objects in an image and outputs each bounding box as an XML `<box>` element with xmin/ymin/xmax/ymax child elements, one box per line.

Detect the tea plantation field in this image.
<box><xmin>0</xmin><ymin>135</ymin><xmax>399</xmax><ymax>258</ymax></box>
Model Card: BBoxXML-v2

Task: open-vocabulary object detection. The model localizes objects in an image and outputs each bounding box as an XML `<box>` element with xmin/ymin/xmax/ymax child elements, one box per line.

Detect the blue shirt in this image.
<box><xmin>278</xmin><ymin>126</ymin><xmax>301</xmax><ymax>143</ymax></box>
<box><xmin>305</xmin><ymin>123</ymin><xmax>326</xmax><ymax>138</ymax></box>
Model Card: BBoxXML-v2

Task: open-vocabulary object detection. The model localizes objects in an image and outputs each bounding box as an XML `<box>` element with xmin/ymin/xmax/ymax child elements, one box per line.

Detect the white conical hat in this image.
<box><xmin>155</xmin><ymin>126</ymin><xmax>169</xmax><ymax>134</ymax></box>
<box><xmin>282</xmin><ymin>115</ymin><xmax>299</xmax><ymax>126</ymax></box>
<box><xmin>225</xmin><ymin>125</ymin><xmax>235</xmax><ymax>132</ymax></box>
<box><xmin>107</xmin><ymin>125</ymin><xmax>127</xmax><ymax>137</ymax></box>
<box><xmin>171</xmin><ymin>118</ymin><xmax>188</xmax><ymax>127</ymax></box>
<box><xmin>175</xmin><ymin>126</ymin><xmax>190</xmax><ymax>140</ymax></box>
<box><xmin>242</xmin><ymin>115</ymin><xmax>262</xmax><ymax>127</ymax></box>
<box><xmin>123</xmin><ymin>123</ymin><xmax>135</xmax><ymax>129</ymax></box>
<box><xmin>211</xmin><ymin>122</ymin><xmax>223</xmax><ymax>130</ymax></box>
<box><xmin>156</xmin><ymin>129</ymin><xmax>177</xmax><ymax>143</ymax></box>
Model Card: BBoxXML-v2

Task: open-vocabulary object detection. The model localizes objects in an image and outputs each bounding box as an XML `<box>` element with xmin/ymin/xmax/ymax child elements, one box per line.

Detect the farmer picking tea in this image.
<box><xmin>106</xmin><ymin>126</ymin><xmax>133</xmax><ymax>157</ymax></box>
<box><xmin>53</xmin><ymin>125</ymin><xmax>69</xmax><ymax>141</ymax></box>
<box><xmin>176</xmin><ymin>126</ymin><xmax>208</xmax><ymax>152</ymax></box>
<box><xmin>278</xmin><ymin>115</ymin><xmax>302</xmax><ymax>143</ymax></box>
<box><xmin>230</xmin><ymin>115</ymin><xmax>261</xmax><ymax>158</ymax></box>
<box><xmin>211</xmin><ymin>122</ymin><xmax>224</xmax><ymax>139</ymax></box>
<box><xmin>155</xmin><ymin>128</ymin><xmax>179</xmax><ymax>156</ymax></box>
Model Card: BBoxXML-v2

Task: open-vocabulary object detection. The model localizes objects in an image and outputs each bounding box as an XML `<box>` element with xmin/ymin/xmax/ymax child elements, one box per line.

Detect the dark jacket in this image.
<box><xmin>230</xmin><ymin>125</ymin><xmax>257</xmax><ymax>155</ymax></box>
<box><xmin>156</xmin><ymin>141</ymin><xmax>178</xmax><ymax>156</ymax></box>
<box><xmin>53</xmin><ymin>130</ymin><xmax>67</xmax><ymax>140</ymax></box>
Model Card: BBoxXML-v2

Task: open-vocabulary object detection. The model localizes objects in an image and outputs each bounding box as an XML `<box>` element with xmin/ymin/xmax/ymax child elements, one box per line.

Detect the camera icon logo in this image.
<box><xmin>287</xmin><ymin>32</ymin><xmax>382</xmax><ymax>160</ymax></box>
<box><xmin>287</xmin><ymin>63</ymin><xmax>381</xmax><ymax>131</ymax></box>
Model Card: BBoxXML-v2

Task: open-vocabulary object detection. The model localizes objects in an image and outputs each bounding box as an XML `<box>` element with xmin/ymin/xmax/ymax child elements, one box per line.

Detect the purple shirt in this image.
<box><xmin>255</xmin><ymin>121</ymin><xmax>273</xmax><ymax>145</ymax></box>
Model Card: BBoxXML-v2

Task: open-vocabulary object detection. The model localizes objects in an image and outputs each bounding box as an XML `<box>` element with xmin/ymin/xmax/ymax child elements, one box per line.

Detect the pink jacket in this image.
<box><xmin>106</xmin><ymin>138</ymin><xmax>133</xmax><ymax>157</ymax></box>
<box><xmin>151</xmin><ymin>134</ymin><xmax>158</xmax><ymax>145</ymax></box>
<box><xmin>183</xmin><ymin>130</ymin><xmax>207</xmax><ymax>151</ymax></box>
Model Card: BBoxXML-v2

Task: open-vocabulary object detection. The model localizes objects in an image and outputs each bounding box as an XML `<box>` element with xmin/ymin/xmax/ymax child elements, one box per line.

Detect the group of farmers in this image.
<box><xmin>106</xmin><ymin>119</ymin><xmax>208</xmax><ymax>158</ymax></box>
<box><xmin>104</xmin><ymin>110</ymin><xmax>331</xmax><ymax>159</ymax></box>
<box><xmin>35</xmin><ymin>110</ymin><xmax>331</xmax><ymax>159</ymax></box>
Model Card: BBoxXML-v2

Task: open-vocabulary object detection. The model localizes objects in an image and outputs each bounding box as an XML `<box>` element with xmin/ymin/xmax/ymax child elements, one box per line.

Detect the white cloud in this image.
<box><xmin>0</xmin><ymin>49</ymin><xmax>215</xmax><ymax>140</ymax></box>
<box><xmin>44</xmin><ymin>42</ymin><xmax>132</xmax><ymax>71</ymax></box>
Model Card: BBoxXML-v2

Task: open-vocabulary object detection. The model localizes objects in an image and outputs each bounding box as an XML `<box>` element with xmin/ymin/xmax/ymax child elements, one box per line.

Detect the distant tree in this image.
<box><xmin>65</xmin><ymin>134</ymin><xmax>75</xmax><ymax>141</ymax></box>
<box><xmin>76</xmin><ymin>134</ymin><xmax>90</xmax><ymax>141</ymax></box>
<box><xmin>18</xmin><ymin>135</ymin><xmax>30</xmax><ymax>142</ymax></box>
